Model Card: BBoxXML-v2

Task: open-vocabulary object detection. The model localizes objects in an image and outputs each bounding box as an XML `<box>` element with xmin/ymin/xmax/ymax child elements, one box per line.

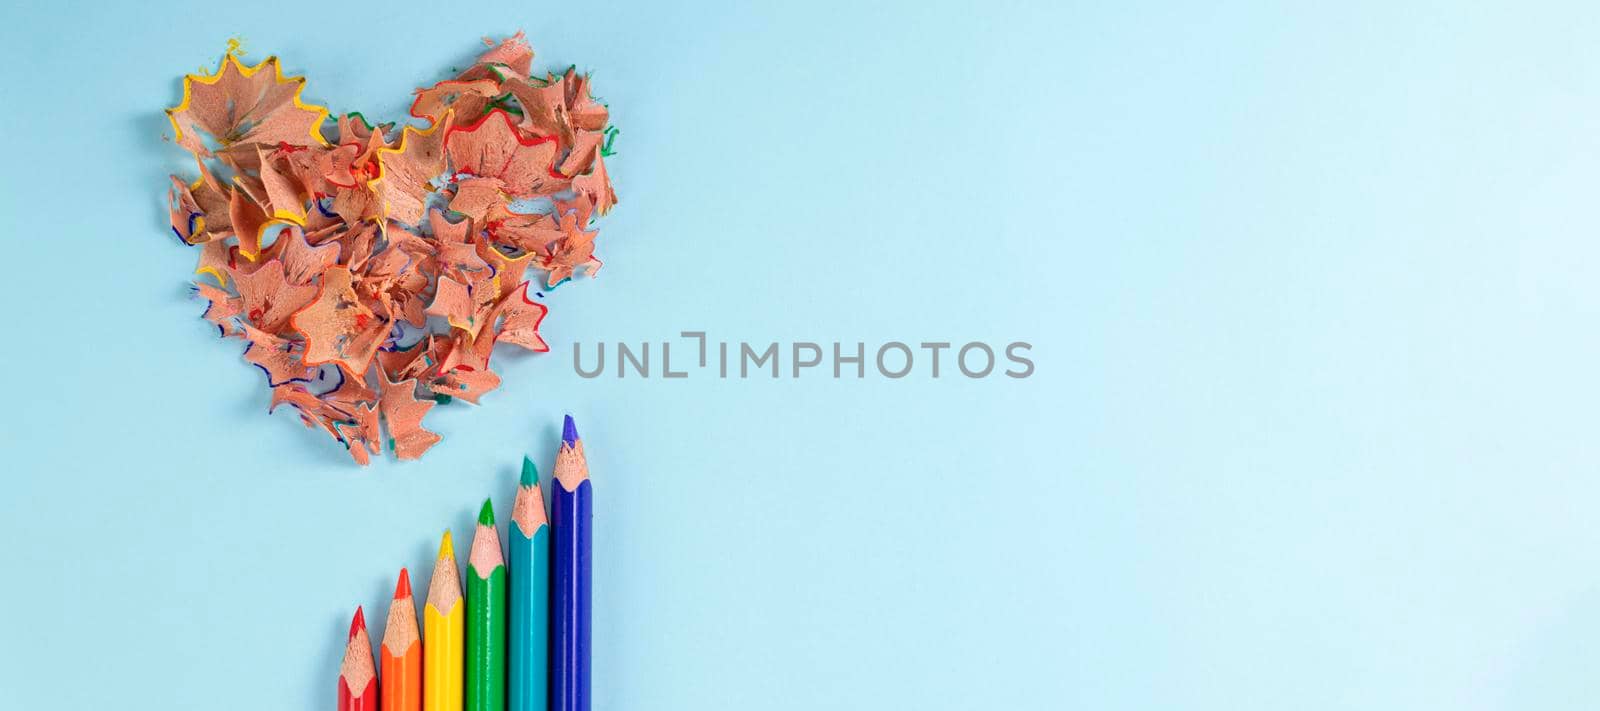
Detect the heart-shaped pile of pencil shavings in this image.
<box><xmin>163</xmin><ymin>33</ymin><xmax>619</xmax><ymax>464</ymax></box>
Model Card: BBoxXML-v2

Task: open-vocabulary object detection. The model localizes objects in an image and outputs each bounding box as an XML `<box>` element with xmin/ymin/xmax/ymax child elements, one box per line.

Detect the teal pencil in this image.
<box><xmin>509</xmin><ymin>456</ymin><xmax>550</xmax><ymax>711</ymax></box>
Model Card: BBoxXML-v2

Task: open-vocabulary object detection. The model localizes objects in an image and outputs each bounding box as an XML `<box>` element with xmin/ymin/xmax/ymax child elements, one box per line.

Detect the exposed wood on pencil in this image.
<box><xmin>552</xmin><ymin>416</ymin><xmax>589</xmax><ymax>492</ymax></box>
<box><xmin>384</xmin><ymin>569</ymin><xmax>421</xmax><ymax>653</ymax></box>
<box><xmin>511</xmin><ymin>459</ymin><xmax>548</xmax><ymax>537</ymax></box>
<box><xmin>427</xmin><ymin>531</ymin><xmax>463</xmax><ymax>615</ymax></box>
<box><xmin>340</xmin><ymin>606</ymin><xmax>379</xmax><ymax>711</ymax></box>
<box><xmin>469</xmin><ymin>507</ymin><xmax>506</xmax><ymax>573</ymax></box>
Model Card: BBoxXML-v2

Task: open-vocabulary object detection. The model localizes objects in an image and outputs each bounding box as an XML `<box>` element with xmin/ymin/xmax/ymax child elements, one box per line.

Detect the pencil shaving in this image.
<box><xmin>165</xmin><ymin>33</ymin><xmax>620</xmax><ymax>464</ymax></box>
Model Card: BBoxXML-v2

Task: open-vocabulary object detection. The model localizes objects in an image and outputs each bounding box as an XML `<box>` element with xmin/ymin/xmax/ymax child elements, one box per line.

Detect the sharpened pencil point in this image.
<box><xmin>350</xmin><ymin>606</ymin><xmax>366</xmax><ymax>639</ymax></box>
<box><xmin>562</xmin><ymin>414</ymin><xmax>580</xmax><ymax>446</ymax></box>
<box><xmin>479</xmin><ymin>498</ymin><xmax>496</xmax><ymax>525</ymax></box>
<box><xmin>394</xmin><ymin>568</ymin><xmax>412</xmax><ymax>599</ymax></box>
<box><xmin>520</xmin><ymin>456</ymin><xmax>539</xmax><ymax>486</ymax></box>
<box><xmin>438</xmin><ymin>530</ymin><xmax>455</xmax><ymax>559</ymax></box>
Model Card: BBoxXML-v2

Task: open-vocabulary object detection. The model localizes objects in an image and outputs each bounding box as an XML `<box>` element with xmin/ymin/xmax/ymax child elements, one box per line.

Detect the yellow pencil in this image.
<box><xmin>425</xmin><ymin>530</ymin><xmax>465</xmax><ymax>711</ymax></box>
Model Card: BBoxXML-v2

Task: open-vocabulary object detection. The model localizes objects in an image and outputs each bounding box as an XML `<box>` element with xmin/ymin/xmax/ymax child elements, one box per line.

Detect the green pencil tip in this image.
<box><xmin>520</xmin><ymin>456</ymin><xmax>540</xmax><ymax>486</ymax></box>
<box><xmin>478</xmin><ymin>498</ymin><xmax>495</xmax><ymax>525</ymax></box>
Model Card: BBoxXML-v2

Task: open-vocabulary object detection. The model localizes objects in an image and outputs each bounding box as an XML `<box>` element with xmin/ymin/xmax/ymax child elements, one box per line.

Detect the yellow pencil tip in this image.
<box><xmin>438</xmin><ymin>530</ymin><xmax>454</xmax><ymax>559</ymax></box>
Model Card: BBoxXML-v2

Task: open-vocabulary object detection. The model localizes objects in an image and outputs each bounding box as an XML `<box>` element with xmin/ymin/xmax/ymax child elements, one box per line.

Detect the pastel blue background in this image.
<box><xmin>3</xmin><ymin>1</ymin><xmax>1598</xmax><ymax>708</ymax></box>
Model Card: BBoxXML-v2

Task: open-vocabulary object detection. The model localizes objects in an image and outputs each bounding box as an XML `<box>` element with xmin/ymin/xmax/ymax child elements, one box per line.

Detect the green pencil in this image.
<box><xmin>466</xmin><ymin>499</ymin><xmax>508</xmax><ymax>711</ymax></box>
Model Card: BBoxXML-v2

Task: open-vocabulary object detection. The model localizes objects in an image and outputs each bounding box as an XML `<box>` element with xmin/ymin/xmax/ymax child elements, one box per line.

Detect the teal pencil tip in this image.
<box><xmin>520</xmin><ymin>456</ymin><xmax>539</xmax><ymax>486</ymax></box>
<box><xmin>478</xmin><ymin>498</ymin><xmax>495</xmax><ymax>525</ymax></box>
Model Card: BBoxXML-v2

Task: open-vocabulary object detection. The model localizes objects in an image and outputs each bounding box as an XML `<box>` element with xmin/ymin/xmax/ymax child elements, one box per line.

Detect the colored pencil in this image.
<box><xmin>467</xmin><ymin>499</ymin><xmax>508</xmax><ymax>711</ymax></box>
<box><xmin>550</xmin><ymin>415</ymin><xmax>591</xmax><ymax>711</ymax></box>
<box><xmin>509</xmin><ymin>456</ymin><xmax>550</xmax><ymax>711</ymax></box>
<box><xmin>340</xmin><ymin>607</ymin><xmax>380</xmax><ymax>711</ymax></box>
<box><xmin>382</xmin><ymin>568</ymin><xmax>423</xmax><ymax>711</ymax></box>
<box><xmin>425</xmin><ymin>531</ymin><xmax>465</xmax><ymax>711</ymax></box>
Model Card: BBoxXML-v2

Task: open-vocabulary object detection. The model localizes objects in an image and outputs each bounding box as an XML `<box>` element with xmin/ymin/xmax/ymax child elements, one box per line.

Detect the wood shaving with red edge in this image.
<box><xmin>164</xmin><ymin>33</ymin><xmax>620</xmax><ymax>463</ymax></box>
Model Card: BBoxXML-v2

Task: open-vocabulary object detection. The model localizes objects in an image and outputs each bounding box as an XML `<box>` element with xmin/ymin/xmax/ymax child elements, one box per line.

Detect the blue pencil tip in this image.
<box><xmin>562</xmin><ymin>414</ymin><xmax>580</xmax><ymax>446</ymax></box>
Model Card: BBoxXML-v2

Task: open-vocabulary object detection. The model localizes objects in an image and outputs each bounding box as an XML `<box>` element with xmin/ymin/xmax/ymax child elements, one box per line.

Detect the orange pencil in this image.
<box><xmin>382</xmin><ymin>569</ymin><xmax>423</xmax><ymax>711</ymax></box>
<box><xmin>340</xmin><ymin>606</ymin><xmax>379</xmax><ymax>711</ymax></box>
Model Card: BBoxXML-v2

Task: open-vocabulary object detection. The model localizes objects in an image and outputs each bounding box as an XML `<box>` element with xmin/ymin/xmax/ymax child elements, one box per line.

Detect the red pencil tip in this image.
<box><xmin>349</xmin><ymin>606</ymin><xmax>366</xmax><ymax>639</ymax></box>
<box><xmin>394</xmin><ymin>568</ymin><xmax>412</xmax><ymax>599</ymax></box>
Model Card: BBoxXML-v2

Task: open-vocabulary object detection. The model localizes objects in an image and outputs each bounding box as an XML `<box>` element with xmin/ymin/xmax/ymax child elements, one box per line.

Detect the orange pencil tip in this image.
<box><xmin>394</xmin><ymin>568</ymin><xmax>412</xmax><ymax>599</ymax></box>
<box><xmin>350</xmin><ymin>606</ymin><xmax>367</xmax><ymax>639</ymax></box>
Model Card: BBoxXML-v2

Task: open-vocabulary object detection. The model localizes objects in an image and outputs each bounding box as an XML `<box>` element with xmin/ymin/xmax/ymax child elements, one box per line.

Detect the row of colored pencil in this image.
<box><xmin>340</xmin><ymin>416</ymin><xmax>593</xmax><ymax>711</ymax></box>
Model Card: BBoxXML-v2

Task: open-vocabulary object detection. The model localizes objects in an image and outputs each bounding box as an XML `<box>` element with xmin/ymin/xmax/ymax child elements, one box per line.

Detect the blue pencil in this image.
<box><xmin>550</xmin><ymin>415</ymin><xmax>591</xmax><ymax>711</ymax></box>
<box><xmin>509</xmin><ymin>457</ymin><xmax>550</xmax><ymax>711</ymax></box>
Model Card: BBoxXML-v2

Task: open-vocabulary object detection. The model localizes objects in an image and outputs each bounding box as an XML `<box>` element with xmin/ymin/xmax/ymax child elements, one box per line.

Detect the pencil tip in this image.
<box><xmin>478</xmin><ymin>498</ymin><xmax>495</xmax><ymax>525</ymax></box>
<box><xmin>394</xmin><ymin>568</ymin><xmax>411</xmax><ymax>599</ymax></box>
<box><xmin>350</xmin><ymin>606</ymin><xmax>366</xmax><ymax>638</ymax></box>
<box><xmin>562</xmin><ymin>414</ymin><xmax>579</xmax><ymax>446</ymax></box>
<box><xmin>438</xmin><ymin>530</ymin><xmax>454</xmax><ymax>559</ymax></box>
<box><xmin>520</xmin><ymin>456</ymin><xmax>539</xmax><ymax>486</ymax></box>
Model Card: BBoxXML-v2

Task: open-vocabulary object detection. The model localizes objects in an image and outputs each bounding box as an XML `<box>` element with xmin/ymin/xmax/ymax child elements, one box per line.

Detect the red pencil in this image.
<box><xmin>340</xmin><ymin>606</ymin><xmax>380</xmax><ymax>711</ymax></box>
